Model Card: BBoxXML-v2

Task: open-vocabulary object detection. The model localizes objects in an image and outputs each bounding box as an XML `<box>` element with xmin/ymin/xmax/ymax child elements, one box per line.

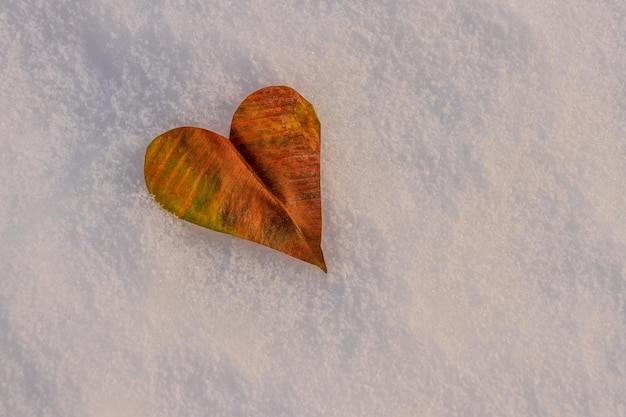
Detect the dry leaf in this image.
<box><xmin>144</xmin><ymin>86</ymin><xmax>326</xmax><ymax>272</ymax></box>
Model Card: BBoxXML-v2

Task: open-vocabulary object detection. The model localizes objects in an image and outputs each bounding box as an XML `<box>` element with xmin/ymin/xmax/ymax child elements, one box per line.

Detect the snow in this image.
<box><xmin>1</xmin><ymin>0</ymin><xmax>625</xmax><ymax>416</ymax></box>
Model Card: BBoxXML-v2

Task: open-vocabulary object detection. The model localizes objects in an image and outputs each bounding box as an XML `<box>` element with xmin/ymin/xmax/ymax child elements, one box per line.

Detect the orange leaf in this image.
<box><xmin>144</xmin><ymin>86</ymin><xmax>326</xmax><ymax>272</ymax></box>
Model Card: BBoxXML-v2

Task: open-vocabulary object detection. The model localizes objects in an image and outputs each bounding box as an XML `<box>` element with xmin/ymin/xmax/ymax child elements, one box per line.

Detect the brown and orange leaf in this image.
<box><xmin>144</xmin><ymin>86</ymin><xmax>326</xmax><ymax>272</ymax></box>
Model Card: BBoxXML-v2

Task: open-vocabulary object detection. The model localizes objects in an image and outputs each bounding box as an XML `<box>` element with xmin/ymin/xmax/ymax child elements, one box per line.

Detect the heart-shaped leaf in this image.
<box><xmin>144</xmin><ymin>86</ymin><xmax>326</xmax><ymax>272</ymax></box>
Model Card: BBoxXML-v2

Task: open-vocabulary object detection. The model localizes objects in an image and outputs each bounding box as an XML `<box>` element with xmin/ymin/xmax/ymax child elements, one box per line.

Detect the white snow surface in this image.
<box><xmin>1</xmin><ymin>0</ymin><xmax>625</xmax><ymax>416</ymax></box>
